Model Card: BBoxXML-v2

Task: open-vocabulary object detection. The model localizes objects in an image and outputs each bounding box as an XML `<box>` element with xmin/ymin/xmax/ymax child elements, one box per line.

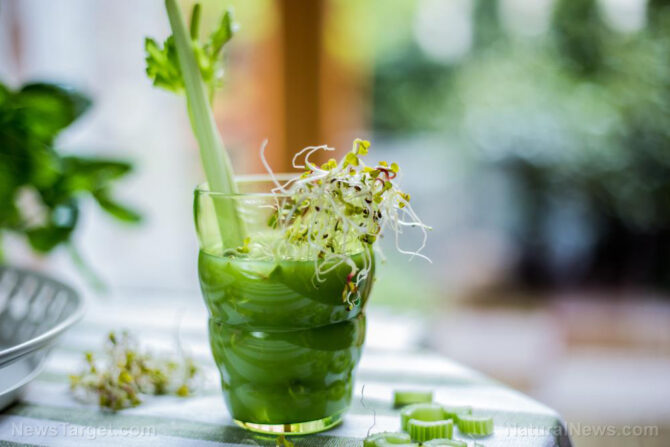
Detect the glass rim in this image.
<box><xmin>194</xmin><ymin>173</ymin><xmax>298</xmax><ymax>198</ymax></box>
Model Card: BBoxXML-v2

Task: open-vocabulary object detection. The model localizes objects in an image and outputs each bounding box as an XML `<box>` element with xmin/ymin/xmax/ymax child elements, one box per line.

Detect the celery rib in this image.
<box><xmin>165</xmin><ymin>0</ymin><xmax>245</xmax><ymax>247</ymax></box>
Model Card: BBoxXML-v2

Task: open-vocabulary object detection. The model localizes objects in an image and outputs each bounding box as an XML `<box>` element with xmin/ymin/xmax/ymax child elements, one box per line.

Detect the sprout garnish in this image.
<box><xmin>260</xmin><ymin>139</ymin><xmax>431</xmax><ymax>309</ymax></box>
<box><xmin>69</xmin><ymin>331</ymin><xmax>199</xmax><ymax>411</ymax></box>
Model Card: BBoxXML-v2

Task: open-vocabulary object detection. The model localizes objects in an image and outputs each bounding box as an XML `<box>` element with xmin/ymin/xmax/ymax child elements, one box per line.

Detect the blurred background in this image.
<box><xmin>1</xmin><ymin>0</ymin><xmax>670</xmax><ymax>445</ymax></box>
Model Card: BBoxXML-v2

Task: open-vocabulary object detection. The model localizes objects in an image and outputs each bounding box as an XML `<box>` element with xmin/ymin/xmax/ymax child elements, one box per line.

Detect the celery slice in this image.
<box><xmin>164</xmin><ymin>0</ymin><xmax>244</xmax><ymax>247</ymax></box>
<box><xmin>393</xmin><ymin>390</ymin><xmax>433</xmax><ymax>408</ymax></box>
<box><xmin>364</xmin><ymin>432</ymin><xmax>415</xmax><ymax>446</ymax></box>
<box><xmin>376</xmin><ymin>441</ymin><xmax>419</xmax><ymax>447</ymax></box>
<box><xmin>442</xmin><ymin>405</ymin><xmax>472</xmax><ymax>420</ymax></box>
<box><xmin>456</xmin><ymin>414</ymin><xmax>494</xmax><ymax>437</ymax></box>
<box><xmin>400</xmin><ymin>403</ymin><xmax>446</xmax><ymax>431</ymax></box>
<box><xmin>407</xmin><ymin>418</ymin><xmax>453</xmax><ymax>442</ymax></box>
<box><xmin>423</xmin><ymin>439</ymin><xmax>467</xmax><ymax>447</ymax></box>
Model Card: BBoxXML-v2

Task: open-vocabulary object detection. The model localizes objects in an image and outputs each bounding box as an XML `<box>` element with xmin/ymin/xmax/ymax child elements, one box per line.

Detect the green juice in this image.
<box><xmin>198</xmin><ymin>249</ymin><xmax>374</xmax><ymax>429</ymax></box>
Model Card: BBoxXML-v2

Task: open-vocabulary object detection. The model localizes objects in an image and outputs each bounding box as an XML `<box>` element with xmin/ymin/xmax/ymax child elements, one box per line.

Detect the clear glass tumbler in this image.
<box><xmin>194</xmin><ymin>176</ymin><xmax>374</xmax><ymax>435</ymax></box>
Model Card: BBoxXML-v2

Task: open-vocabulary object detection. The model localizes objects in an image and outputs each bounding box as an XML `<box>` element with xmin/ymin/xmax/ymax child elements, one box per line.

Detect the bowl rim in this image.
<box><xmin>0</xmin><ymin>266</ymin><xmax>85</xmax><ymax>367</ymax></box>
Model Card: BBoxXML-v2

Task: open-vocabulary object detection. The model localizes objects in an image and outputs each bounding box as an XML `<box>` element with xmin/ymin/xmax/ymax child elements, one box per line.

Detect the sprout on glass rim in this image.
<box><xmin>257</xmin><ymin>139</ymin><xmax>431</xmax><ymax>309</ymax></box>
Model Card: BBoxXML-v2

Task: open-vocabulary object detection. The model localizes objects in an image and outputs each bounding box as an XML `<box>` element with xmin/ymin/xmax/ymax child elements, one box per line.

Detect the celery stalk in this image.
<box><xmin>164</xmin><ymin>0</ymin><xmax>244</xmax><ymax>247</ymax></box>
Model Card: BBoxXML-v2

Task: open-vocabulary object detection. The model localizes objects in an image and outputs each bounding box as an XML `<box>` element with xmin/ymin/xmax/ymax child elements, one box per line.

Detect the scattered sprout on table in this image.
<box><xmin>361</xmin><ymin>384</ymin><xmax>378</xmax><ymax>437</ymax></box>
<box><xmin>69</xmin><ymin>331</ymin><xmax>200</xmax><ymax>411</ymax></box>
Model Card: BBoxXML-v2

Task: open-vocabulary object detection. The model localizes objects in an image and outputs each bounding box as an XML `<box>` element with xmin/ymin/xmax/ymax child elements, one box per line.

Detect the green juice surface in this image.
<box><xmin>199</xmin><ymin>249</ymin><xmax>374</xmax><ymax>425</ymax></box>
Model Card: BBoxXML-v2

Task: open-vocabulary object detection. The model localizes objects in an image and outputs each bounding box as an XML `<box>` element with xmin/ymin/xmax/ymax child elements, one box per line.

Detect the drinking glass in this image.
<box><xmin>194</xmin><ymin>176</ymin><xmax>374</xmax><ymax>435</ymax></box>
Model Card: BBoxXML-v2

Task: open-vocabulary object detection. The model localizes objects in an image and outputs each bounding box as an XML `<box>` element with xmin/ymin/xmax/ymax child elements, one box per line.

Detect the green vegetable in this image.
<box><xmin>375</xmin><ymin>441</ymin><xmax>419</xmax><ymax>447</ymax></box>
<box><xmin>442</xmin><ymin>405</ymin><xmax>472</xmax><ymax>421</ymax></box>
<box><xmin>363</xmin><ymin>432</ymin><xmax>416</xmax><ymax>446</ymax></box>
<box><xmin>146</xmin><ymin>2</ymin><xmax>234</xmax><ymax>101</ymax></box>
<box><xmin>0</xmin><ymin>81</ymin><xmax>139</xmax><ymax>279</ymax></box>
<box><xmin>400</xmin><ymin>403</ymin><xmax>446</xmax><ymax>431</ymax></box>
<box><xmin>407</xmin><ymin>418</ymin><xmax>453</xmax><ymax>442</ymax></box>
<box><xmin>393</xmin><ymin>390</ymin><xmax>433</xmax><ymax>408</ymax></box>
<box><xmin>395</xmin><ymin>396</ymin><xmax>494</xmax><ymax>440</ymax></box>
<box><xmin>423</xmin><ymin>439</ymin><xmax>467</xmax><ymax>447</ymax></box>
<box><xmin>146</xmin><ymin>1</ymin><xmax>244</xmax><ymax>248</ymax></box>
<box><xmin>456</xmin><ymin>414</ymin><xmax>494</xmax><ymax>437</ymax></box>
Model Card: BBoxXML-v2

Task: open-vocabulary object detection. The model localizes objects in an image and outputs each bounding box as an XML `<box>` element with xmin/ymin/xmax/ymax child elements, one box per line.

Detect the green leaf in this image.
<box><xmin>33</xmin><ymin>156</ymin><xmax>136</xmax><ymax>208</ymax></box>
<box><xmin>61</xmin><ymin>156</ymin><xmax>133</xmax><ymax>192</ymax></box>
<box><xmin>189</xmin><ymin>3</ymin><xmax>201</xmax><ymax>39</ymax></box>
<box><xmin>145</xmin><ymin>4</ymin><xmax>237</xmax><ymax>99</ymax></box>
<box><xmin>16</xmin><ymin>83</ymin><xmax>91</xmax><ymax>143</ymax></box>
<box><xmin>27</xmin><ymin>227</ymin><xmax>70</xmax><ymax>252</ymax></box>
<box><xmin>0</xmin><ymin>79</ymin><xmax>140</xmax><ymax>280</ymax></box>
<box><xmin>208</xmin><ymin>10</ymin><xmax>235</xmax><ymax>59</ymax></box>
<box><xmin>93</xmin><ymin>191</ymin><xmax>142</xmax><ymax>223</ymax></box>
<box><xmin>28</xmin><ymin>146</ymin><xmax>61</xmax><ymax>189</ymax></box>
<box><xmin>26</xmin><ymin>202</ymin><xmax>79</xmax><ymax>252</ymax></box>
<box><xmin>145</xmin><ymin>36</ymin><xmax>183</xmax><ymax>93</ymax></box>
<box><xmin>0</xmin><ymin>82</ymin><xmax>10</xmax><ymax>104</ymax></box>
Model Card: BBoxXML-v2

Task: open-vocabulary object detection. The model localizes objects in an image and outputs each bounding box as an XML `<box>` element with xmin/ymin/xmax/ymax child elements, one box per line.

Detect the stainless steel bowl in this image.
<box><xmin>0</xmin><ymin>266</ymin><xmax>84</xmax><ymax>409</ymax></box>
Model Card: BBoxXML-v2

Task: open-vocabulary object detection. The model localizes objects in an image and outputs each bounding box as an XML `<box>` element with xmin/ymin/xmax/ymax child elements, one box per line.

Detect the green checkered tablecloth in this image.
<box><xmin>0</xmin><ymin>291</ymin><xmax>571</xmax><ymax>446</ymax></box>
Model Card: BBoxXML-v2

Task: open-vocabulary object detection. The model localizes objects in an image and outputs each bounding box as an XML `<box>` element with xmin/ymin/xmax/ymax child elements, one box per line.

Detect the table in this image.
<box><xmin>0</xmin><ymin>291</ymin><xmax>572</xmax><ymax>446</ymax></box>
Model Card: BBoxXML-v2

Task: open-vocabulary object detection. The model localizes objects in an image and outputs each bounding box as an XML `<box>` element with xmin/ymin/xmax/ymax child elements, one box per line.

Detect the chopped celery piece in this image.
<box><xmin>423</xmin><ymin>439</ymin><xmax>467</xmax><ymax>447</ymax></box>
<box><xmin>442</xmin><ymin>405</ymin><xmax>472</xmax><ymax>420</ymax></box>
<box><xmin>407</xmin><ymin>418</ymin><xmax>453</xmax><ymax>442</ymax></box>
<box><xmin>456</xmin><ymin>414</ymin><xmax>494</xmax><ymax>437</ymax></box>
<box><xmin>376</xmin><ymin>441</ymin><xmax>419</xmax><ymax>447</ymax></box>
<box><xmin>364</xmin><ymin>432</ymin><xmax>414</xmax><ymax>446</ymax></box>
<box><xmin>400</xmin><ymin>403</ymin><xmax>446</xmax><ymax>431</ymax></box>
<box><xmin>393</xmin><ymin>390</ymin><xmax>433</xmax><ymax>408</ymax></box>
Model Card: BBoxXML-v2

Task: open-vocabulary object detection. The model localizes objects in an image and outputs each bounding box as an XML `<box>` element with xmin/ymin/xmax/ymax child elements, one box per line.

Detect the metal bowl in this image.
<box><xmin>0</xmin><ymin>266</ymin><xmax>84</xmax><ymax>409</ymax></box>
<box><xmin>0</xmin><ymin>350</ymin><xmax>47</xmax><ymax>410</ymax></box>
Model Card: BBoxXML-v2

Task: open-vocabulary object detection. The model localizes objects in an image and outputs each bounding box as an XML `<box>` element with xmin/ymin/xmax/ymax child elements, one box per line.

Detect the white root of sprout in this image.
<box><xmin>256</xmin><ymin>140</ymin><xmax>431</xmax><ymax>308</ymax></box>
